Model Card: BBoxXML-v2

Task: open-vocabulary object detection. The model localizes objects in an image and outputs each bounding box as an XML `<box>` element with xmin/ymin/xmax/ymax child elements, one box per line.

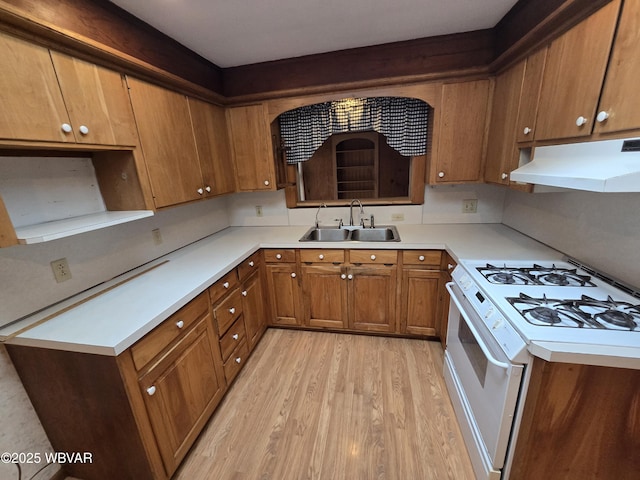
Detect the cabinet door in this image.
<box><xmin>515</xmin><ymin>48</ymin><xmax>548</xmax><ymax>143</ymax></box>
<box><xmin>139</xmin><ymin>315</ymin><xmax>225</xmax><ymax>476</ymax></box>
<box><xmin>400</xmin><ymin>269</ymin><xmax>442</xmax><ymax>336</ymax></box>
<box><xmin>227</xmin><ymin>104</ymin><xmax>275</xmax><ymax>191</ymax></box>
<box><xmin>301</xmin><ymin>265</ymin><xmax>348</xmax><ymax>329</ymax></box>
<box><xmin>485</xmin><ymin>61</ymin><xmax>525</xmax><ymax>185</ymax></box>
<box><xmin>594</xmin><ymin>0</ymin><xmax>640</xmax><ymax>134</ymax></box>
<box><xmin>265</xmin><ymin>263</ymin><xmax>302</xmax><ymax>326</ymax></box>
<box><xmin>50</xmin><ymin>52</ymin><xmax>138</xmax><ymax>146</ymax></box>
<box><xmin>127</xmin><ymin>78</ymin><xmax>203</xmax><ymax>207</ymax></box>
<box><xmin>534</xmin><ymin>0</ymin><xmax>620</xmax><ymax>141</ymax></box>
<box><xmin>188</xmin><ymin>98</ymin><xmax>237</xmax><ymax>196</ymax></box>
<box><xmin>241</xmin><ymin>270</ymin><xmax>268</xmax><ymax>350</ymax></box>
<box><xmin>0</xmin><ymin>32</ymin><xmax>71</xmax><ymax>142</ymax></box>
<box><xmin>348</xmin><ymin>265</ymin><xmax>397</xmax><ymax>333</ymax></box>
<box><xmin>433</xmin><ymin>80</ymin><xmax>491</xmax><ymax>183</ymax></box>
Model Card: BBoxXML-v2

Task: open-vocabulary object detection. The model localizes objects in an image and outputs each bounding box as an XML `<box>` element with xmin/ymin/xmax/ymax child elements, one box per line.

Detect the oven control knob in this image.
<box><xmin>492</xmin><ymin>319</ymin><xmax>504</xmax><ymax>330</ymax></box>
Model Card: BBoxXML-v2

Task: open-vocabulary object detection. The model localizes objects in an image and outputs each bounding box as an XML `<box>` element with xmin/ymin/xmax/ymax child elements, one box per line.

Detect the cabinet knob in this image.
<box><xmin>276</xmin><ymin>253</ymin><xmax>282</xmax><ymax>259</ymax></box>
<box><xmin>264</xmin><ymin>180</ymin><xmax>270</xmax><ymax>186</ymax></box>
<box><xmin>370</xmin><ymin>254</ymin><xmax>376</xmax><ymax>261</ymax></box>
<box><xmin>229</xmin><ymin>307</ymin><xmax>236</xmax><ymax>314</ymax></box>
<box><xmin>249</xmin><ymin>261</ymin><xmax>254</xmax><ymax>267</ymax></box>
<box><xmin>232</xmin><ymin>333</ymin><xmax>239</xmax><ymax>340</ymax></box>
<box><xmin>448</xmin><ymin>263</ymin><xmax>454</xmax><ymax>270</ymax></box>
<box><xmin>418</xmin><ymin>255</ymin><xmax>425</xmax><ymax>261</ymax></box>
<box><xmin>223</xmin><ymin>281</ymin><xmax>230</xmax><ymax>289</ymax></box>
<box><xmin>205</xmin><ymin>185</ymin><xmax>212</xmax><ymax>193</ymax></box>
<box><xmin>176</xmin><ymin>320</ymin><xmax>184</xmax><ymax>329</ymax></box>
<box><xmin>235</xmin><ymin>357</ymin><xmax>242</xmax><ymax>364</ymax></box>
<box><xmin>347</xmin><ymin>274</ymin><xmax>353</xmax><ymax>280</ymax></box>
<box><xmin>523</xmin><ymin>127</ymin><xmax>531</xmax><ymax>135</ymax></box>
<box><xmin>197</xmin><ymin>188</ymin><xmax>204</xmax><ymax>195</ymax></box>
<box><xmin>146</xmin><ymin>386</ymin><xmax>156</xmax><ymax>396</ymax></box>
<box><xmin>501</xmin><ymin>173</ymin><xmax>509</xmax><ymax>180</ymax></box>
<box><xmin>61</xmin><ymin>123</ymin><xmax>72</xmax><ymax>133</ymax></box>
<box><xmin>242</xmin><ymin>290</ymin><xmax>247</xmax><ymax>296</ymax></box>
<box><xmin>341</xmin><ymin>274</ymin><xmax>347</xmax><ymax>280</ymax></box>
<box><xmin>291</xmin><ymin>272</ymin><xmax>296</xmax><ymax>278</ymax></box>
<box><xmin>318</xmin><ymin>254</ymin><xmax>324</xmax><ymax>260</ymax></box>
<box><xmin>596</xmin><ymin>111</ymin><xmax>610</xmax><ymax>123</ymax></box>
<box><xmin>78</xmin><ymin>125</ymin><xmax>89</xmax><ymax>135</ymax></box>
<box><xmin>575</xmin><ymin>116</ymin><xmax>588</xmax><ymax>127</ymax></box>
<box><xmin>438</xmin><ymin>172</ymin><xmax>445</xmax><ymax>178</ymax></box>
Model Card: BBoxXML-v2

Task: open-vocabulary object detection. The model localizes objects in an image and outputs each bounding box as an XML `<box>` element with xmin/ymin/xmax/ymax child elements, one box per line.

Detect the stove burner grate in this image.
<box><xmin>478</xmin><ymin>263</ymin><xmax>596</xmax><ymax>287</ymax></box>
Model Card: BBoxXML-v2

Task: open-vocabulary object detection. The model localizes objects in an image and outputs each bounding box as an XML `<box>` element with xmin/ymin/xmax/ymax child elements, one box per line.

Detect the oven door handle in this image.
<box><xmin>446</xmin><ymin>282</ymin><xmax>511</xmax><ymax>373</ymax></box>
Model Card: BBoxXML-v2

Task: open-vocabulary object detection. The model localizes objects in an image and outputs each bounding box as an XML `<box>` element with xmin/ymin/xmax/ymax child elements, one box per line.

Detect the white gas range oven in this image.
<box><xmin>443</xmin><ymin>259</ymin><xmax>640</xmax><ymax>480</ymax></box>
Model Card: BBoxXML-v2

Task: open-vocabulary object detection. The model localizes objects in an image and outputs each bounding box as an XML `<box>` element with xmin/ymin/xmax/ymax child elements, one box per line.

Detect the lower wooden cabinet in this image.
<box><xmin>400</xmin><ymin>268</ymin><xmax>442</xmax><ymax>336</ymax></box>
<box><xmin>138</xmin><ymin>313</ymin><xmax>226</xmax><ymax>475</ymax></box>
<box><xmin>264</xmin><ymin>250</ymin><xmax>303</xmax><ymax>326</ymax></box>
<box><xmin>349</xmin><ymin>264</ymin><xmax>398</xmax><ymax>332</ymax></box>
<box><xmin>302</xmin><ymin>264</ymin><xmax>348</xmax><ymax>329</ymax></box>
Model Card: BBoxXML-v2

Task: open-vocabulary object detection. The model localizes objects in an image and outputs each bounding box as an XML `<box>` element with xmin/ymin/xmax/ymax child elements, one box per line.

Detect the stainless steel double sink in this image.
<box><xmin>299</xmin><ymin>225</ymin><xmax>400</xmax><ymax>242</ymax></box>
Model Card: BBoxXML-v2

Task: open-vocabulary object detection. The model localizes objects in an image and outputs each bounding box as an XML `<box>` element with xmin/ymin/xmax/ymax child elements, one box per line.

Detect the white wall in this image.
<box><xmin>502</xmin><ymin>189</ymin><xmax>640</xmax><ymax>289</ymax></box>
<box><xmin>228</xmin><ymin>183</ymin><xmax>506</xmax><ymax>227</ymax></box>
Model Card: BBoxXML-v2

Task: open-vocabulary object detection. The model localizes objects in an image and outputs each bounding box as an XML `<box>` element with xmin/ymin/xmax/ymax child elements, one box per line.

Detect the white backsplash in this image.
<box><xmin>502</xmin><ymin>189</ymin><xmax>640</xmax><ymax>289</ymax></box>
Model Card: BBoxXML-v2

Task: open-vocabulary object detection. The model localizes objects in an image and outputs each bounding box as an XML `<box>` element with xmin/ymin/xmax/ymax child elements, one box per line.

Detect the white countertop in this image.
<box><xmin>0</xmin><ymin>224</ymin><xmax>569</xmax><ymax>357</ymax></box>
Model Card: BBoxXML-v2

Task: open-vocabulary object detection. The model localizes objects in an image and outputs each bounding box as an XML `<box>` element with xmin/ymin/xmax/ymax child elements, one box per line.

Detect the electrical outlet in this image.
<box><xmin>51</xmin><ymin>258</ymin><xmax>72</xmax><ymax>283</ymax></box>
<box><xmin>462</xmin><ymin>199</ymin><xmax>478</xmax><ymax>213</ymax></box>
<box><xmin>152</xmin><ymin>228</ymin><xmax>163</xmax><ymax>245</ymax></box>
<box><xmin>391</xmin><ymin>213</ymin><xmax>405</xmax><ymax>221</ymax></box>
<box><xmin>255</xmin><ymin>205</ymin><xmax>263</xmax><ymax>217</ymax></box>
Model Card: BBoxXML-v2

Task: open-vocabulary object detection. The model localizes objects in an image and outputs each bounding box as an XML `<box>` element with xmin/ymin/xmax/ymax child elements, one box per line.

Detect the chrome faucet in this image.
<box><xmin>315</xmin><ymin>203</ymin><xmax>327</xmax><ymax>228</ymax></box>
<box><xmin>349</xmin><ymin>199</ymin><xmax>365</xmax><ymax>227</ymax></box>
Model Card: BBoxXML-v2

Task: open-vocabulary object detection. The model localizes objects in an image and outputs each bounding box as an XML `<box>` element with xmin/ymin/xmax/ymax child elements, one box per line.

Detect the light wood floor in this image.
<box><xmin>174</xmin><ymin>329</ymin><xmax>475</xmax><ymax>480</ymax></box>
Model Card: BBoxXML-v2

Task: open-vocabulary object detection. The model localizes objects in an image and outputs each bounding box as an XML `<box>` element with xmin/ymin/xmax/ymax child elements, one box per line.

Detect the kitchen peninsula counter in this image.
<box><xmin>0</xmin><ymin>223</ymin><xmax>563</xmax><ymax>356</ymax></box>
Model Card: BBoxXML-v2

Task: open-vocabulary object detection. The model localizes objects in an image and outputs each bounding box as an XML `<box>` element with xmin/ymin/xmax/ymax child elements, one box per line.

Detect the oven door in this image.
<box><xmin>443</xmin><ymin>282</ymin><xmax>524</xmax><ymax>479</ymax></box>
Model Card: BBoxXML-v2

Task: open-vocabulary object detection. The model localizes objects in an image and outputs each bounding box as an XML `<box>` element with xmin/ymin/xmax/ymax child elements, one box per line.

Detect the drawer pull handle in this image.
<box><xmin>229</xmin><ymin>307</ymin><xmax>236</xmax><ymax>314</ymax></box>
<box><xmin>235</xmin><ymin>357</ymin><xmax>242</xmax><ymax>364</ymax></box>
<box><xmin>276</xmin><ymin>253</ymin><xmax>282</xmax><ymax>259</ymax></box>
<box><xmin>370</xmin><ymin>255</ymin><xmax>376</xmax><ymax>261</ymax></box>
<box><xmin>232</xmin><ymin>333</ymin><xmax>239</xmax><ymax>340</ymax></box>
<box><xmin>418</xmin><ymin>255</ymin><xmax>425</xmax><ymax>261</ymax></box>
<box><xmin>291</xmin><ymin>272</ymin><xmax>296</xmax><ymax>278</ymax></box>
<box><xmin>176</xmin><ymin>320</ymin><xmax>184</xmax><ymax>329</ymax></box>
<box><xmin>249</xmin><ymin>261</ymin><xmax>254</xmax><ymax>267</ymax></box>
<box><xmin>146</xmin><ymin>386</ymin><xmax>156</xmax><ymax>396</ymax></box>
<box><xmin>319</xmin><ymin>254</ymin><xmax>324</xmax><ymax>260</ymax></box>
<box><xmin>242</xmin><ymin>290</ymin><xmax>247</xmax><ymax>296</ymax></box>
<box><xmin>223</xmin><ymin>281</ymin><xmax>230</xmax><ymax>288</ymax></box>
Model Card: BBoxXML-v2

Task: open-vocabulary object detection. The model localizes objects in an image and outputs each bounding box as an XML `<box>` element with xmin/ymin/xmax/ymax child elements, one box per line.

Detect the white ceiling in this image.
<box><xmin>110</xmin><ymin>0</ymin><xmax>518</xmax><ymax>68</ymax></box>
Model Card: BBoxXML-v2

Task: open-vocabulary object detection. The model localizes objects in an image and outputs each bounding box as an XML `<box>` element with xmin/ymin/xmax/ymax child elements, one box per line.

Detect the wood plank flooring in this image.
<box><xmin>174</xmin><ymin>329</ymin><xmax>475</xmax><ymax>480</ymax></box>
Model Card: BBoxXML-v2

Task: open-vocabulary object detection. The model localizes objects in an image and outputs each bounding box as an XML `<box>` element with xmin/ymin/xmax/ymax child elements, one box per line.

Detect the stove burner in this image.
<box><xmin>477</xmin><ymin>263</ymin><xmax>595</xmax><ymax>287</ymax></box>
<box><xmin>574</xmin><ymin>295</ymin><xmax>640</xmax><ymax>331</ymax></box>
<box><xmin>528</xmin><ymin>306</ymin><xmax>562</xmax><ymax>324</ymax></box>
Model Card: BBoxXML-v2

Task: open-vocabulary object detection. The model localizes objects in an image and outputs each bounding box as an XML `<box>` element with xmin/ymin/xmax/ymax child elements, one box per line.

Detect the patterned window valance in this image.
<box><xmin>279</xmin><ymin>97</ymin><xmax>429</xmax><ymax>164</ymax></box>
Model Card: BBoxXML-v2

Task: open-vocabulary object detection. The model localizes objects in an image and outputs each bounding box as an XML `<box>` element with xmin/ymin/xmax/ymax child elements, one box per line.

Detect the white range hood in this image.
<box><xmin>510</xmin><ymin>138</ymin><xmax>640</xmax><ymax>192</ymax></box>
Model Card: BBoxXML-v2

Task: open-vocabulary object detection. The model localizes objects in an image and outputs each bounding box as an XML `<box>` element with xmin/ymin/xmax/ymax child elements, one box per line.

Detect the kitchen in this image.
<box><xmin>1</xmin><ymin>0</ymin><xmax>639</xmax><ymax>479</ymax></box>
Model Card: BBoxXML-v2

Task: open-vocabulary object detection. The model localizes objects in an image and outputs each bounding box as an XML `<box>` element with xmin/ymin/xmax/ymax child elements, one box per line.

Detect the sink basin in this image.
<box><xmin>299</xmin><ymin>226</ymin><xmax>400</xmax><ymax>242</ymax></box>
<box><xmin>299</xmin><ymin>227</ymin><xmax>351</xmax><ymax>242</ymax></box>
<box><xmin>350</xmin><ymin>226</ymin><xmax>400</xmax><ymax>242</ymax></box>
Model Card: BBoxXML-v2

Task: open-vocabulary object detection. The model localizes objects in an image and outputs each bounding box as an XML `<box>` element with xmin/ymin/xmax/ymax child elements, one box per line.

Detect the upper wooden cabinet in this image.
<box><xmin>227</xmin><ymin>104</ymin><xmax>277</xmax><ymax>191</ymax></box>
<box><xmin>0</xmin><ymin>31</ymin><xmax>136</xmax><ymax>146</ymax></box>
<box><xmin>534</xmin><ymin>0</ymin><xmax>620</xmax><ymax>141</ymax></box>
<box><xmin>431</xmin><ymin>80</ymin><xmax>491</xmax><ymax>184</ymax></box>
<box><xmin>485</xmin><ymin>61</ymin><xmax>526</xmax><ymax>186</ymax></box>
<box><xmin>515</xmin><ymin>48</ymin><xmax>547</xmax><ymax>143</ymax></box>
<box><xmin>128</xmin><ymin>79</ymin><xmax>234</xmax><ymax>207</ymax></box>
<box><xmin>593</xmin><ymin>0</ymin><xmax>640</xmax><ymax>135</ymax></box>
<box><xmin>188</xmin><ymin>98</ymin><xmax>236</xmax><ymax>196</ymax></box>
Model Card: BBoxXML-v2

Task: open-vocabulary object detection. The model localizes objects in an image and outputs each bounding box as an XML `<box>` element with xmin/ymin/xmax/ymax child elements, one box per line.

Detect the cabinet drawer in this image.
<box><xmin>209</xmin><ymin>270</ymin><xmax>239</xmax><ymax>305</ymax></box>
<box><xmin>300</xmin><ymin>249</ymin><xmax>345</xmax><ymax>264</ymax></box>
<box><xmin>264</xmin><ymin>249</ymin><xmax>296</xmax><ymax>263</ymax></box>
<box><xmin>131</xmin><ymin>292</ymin><xmax>208</xmax><ymax>371</ymax></box>
<box><xmin>213</xmin><ymin>288</ymin><xmax>243</xmax><ymax>336</ymax></box>
<box><xmin>223</xmin><ymin>339</ymin><xmax>249</xmax><ymax>384</ymax></box>
<box><xmin>220</xmin><ymin>316</ymin><xmax>247</xmax><ymax>362</ymax></box>
<box><xmin>237</xmin><ymin>251</ymin><xmax>262</xmax><ymax>281</ymax></box>
<box><xmin>402</xmin><ymin>250</ymin><xmax>442</xmax><ymax>267</ymax></box>
<box><xmin>349</xmin><ymin>250</ymin><xmax>397</xmax><ymax>265</ymax></box>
